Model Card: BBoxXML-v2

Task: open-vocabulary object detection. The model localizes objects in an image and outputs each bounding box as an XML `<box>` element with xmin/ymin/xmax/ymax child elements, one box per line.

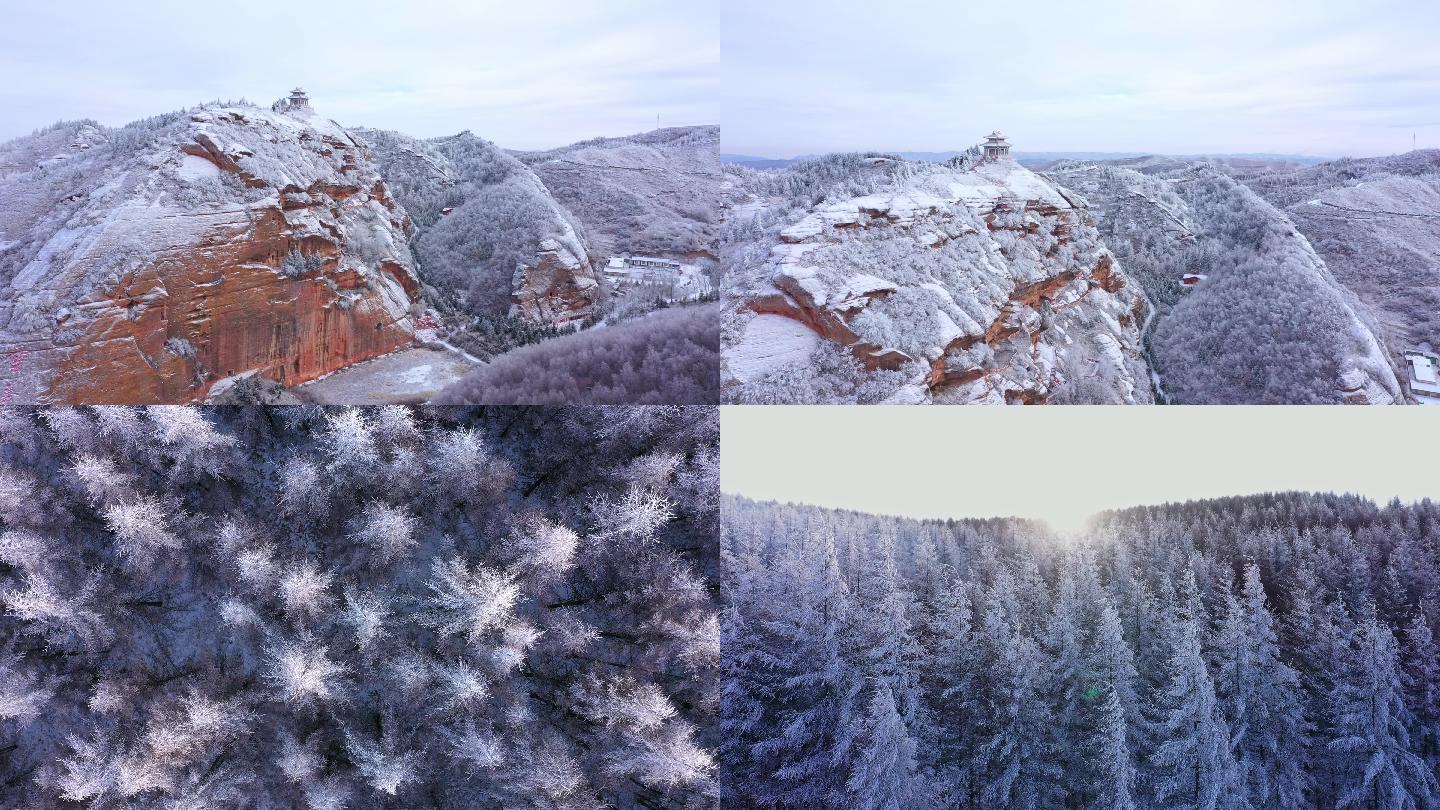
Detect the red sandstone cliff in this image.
<box><xmin>0</xmin><ymin>102</ymin><xmax>422</xmax><ymax>403</ymax></box>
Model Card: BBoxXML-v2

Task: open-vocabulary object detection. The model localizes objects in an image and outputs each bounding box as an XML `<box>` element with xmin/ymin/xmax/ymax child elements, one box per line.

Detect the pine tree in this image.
<box><xmin>1400</xmin><ymin>609</ymin><xmax>1440</xmax><ymax>783</ymax></box>
<box><xmin>973</xmin><ymin>571</ymin><xmax>1062</xmax><ymax>809</ymax></box>
<box><xmin>1327</xmin><ymin>604</ymin><xmax>1437</xmax><ymax>809</ymax></box>
<box><xmin>846</xmin><ymin>682</ymin><xmax>917</xmax><ymax>810</ymax></box>
<box><xmin>1214</xmin><ymin>563</ymin><xmax>1309</xmax><ymax>808</ymax></box>
<box><xmin>1149</xmin><ymin>572</ymin><xmax>1241</xmax><ymax>809</ymax></box>
<box><xmin>753</xmin><ymin>532</ymin><xmax>863</xmax><ymax>808</ymax></box>
<box><xmin>1086</xmin><ymin>596</ymin><xmax>1140</xmax><ymax>809</ymax></box>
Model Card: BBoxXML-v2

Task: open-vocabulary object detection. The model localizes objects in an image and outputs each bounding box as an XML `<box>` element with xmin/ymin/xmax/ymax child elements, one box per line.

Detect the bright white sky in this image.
<box><xmin>0</xmin><ymin>0</ymin><xmax>717</xmax><ymax>149</ymax></box>
<box><xmin>722</xmin><ymin>407</ymin><xmax>1440</xmax><ymax>535</ymax></box>
<box><xmin>724</xmin><ymin>0</ymin><xmax>1440</xmax><ymax>159</ymax></box>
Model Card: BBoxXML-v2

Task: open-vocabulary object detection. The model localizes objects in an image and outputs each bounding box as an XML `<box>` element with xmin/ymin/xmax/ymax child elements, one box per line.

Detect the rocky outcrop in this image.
<box><xmin>510</xmin><ymin>237</ymin><xmax>600</xmax><ymax>325</ymax></box>
<box><xmin>0</xmin><ymin>103</ymin><xmax>421</xmax><ymax>403</ymax></box>
<box><xmin>723</xmin><ymin>155</ymin><xmax>1153</xmax><ymax>404</ymax></box>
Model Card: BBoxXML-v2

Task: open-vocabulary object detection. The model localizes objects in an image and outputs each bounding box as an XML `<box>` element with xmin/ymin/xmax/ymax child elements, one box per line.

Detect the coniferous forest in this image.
<box><xmin>722</xmin><ymin>493</ymin><xmax>1440</xmax><ymax>809</ymax></box>
<box><xmin>0</xmin><ymin>406</ymin><xmax>718</xmax><ymax>809</ymax></box>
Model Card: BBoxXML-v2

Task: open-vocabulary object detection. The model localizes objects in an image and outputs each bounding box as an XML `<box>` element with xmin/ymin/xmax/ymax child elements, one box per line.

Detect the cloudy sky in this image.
<box><xmin>0</xmin><ymin>0</ymin><xmax>716</xmax><ymax>149</ymax></box>
<box><xmin>722</xmin><ymin>407</ymin><xmax>1440</xmax><ymax>535</ymax></box>
<box><xmin>725</xmin><ymin>0</ymin><xmax>1440</xmax><ymax>158</ymax></box>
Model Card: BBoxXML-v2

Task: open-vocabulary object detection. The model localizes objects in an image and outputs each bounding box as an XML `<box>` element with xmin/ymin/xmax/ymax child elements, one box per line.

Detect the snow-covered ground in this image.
<box><xmin>727</xmin><ymin>314</ymin><xmax>820</xmax><ymax>382</ymax></box>
<box><xmin>295</xmin><ymin>346</ymin><xmax>477</xmax><ymax>403</ymax></box>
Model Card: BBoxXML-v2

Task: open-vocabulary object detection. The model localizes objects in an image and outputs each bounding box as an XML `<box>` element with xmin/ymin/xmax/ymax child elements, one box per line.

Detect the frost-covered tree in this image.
<box><xmin>0</xmin><ymin>405</ymin><xmax>718</xmax><ymax>809</ymax></box>
<box><xmin>846</xmin><ymin>682</ymin><xmax>916</xmax><ymax>810</ymax></box>
<box><xmin>722</xmin><ymin>492</ymin><xmax>1440</xmax><ymax>809</ymax></box>
<box><xmin>1213</xmin><ymin>564</ymin><xmax>1309</xmax><ymax>808</ymax></box>
<box><xmin>1148</xmin><ymin>575</ymin><xmax>1242</xmax><ymax>809</ymax></box>
<box><xmin>1327</xmin><ymin>605</ymin><xmax>1436</xmax><ymax>809</ymax></box>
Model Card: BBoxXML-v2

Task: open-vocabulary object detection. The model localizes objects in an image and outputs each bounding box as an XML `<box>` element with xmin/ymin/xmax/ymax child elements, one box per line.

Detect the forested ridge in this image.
<box><xmin>722</xmin><ymin>493</ymin><xmax>1440</xmax><ymax>809</ymax></box>
<box><xmin>0</xmin><ymin>406</ymin><xmax>719</xmax><ymax>808</ymax></box>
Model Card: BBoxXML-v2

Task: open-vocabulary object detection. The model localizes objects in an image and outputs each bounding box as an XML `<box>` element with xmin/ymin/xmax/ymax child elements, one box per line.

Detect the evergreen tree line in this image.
<box><xmin>722</xmin><ymin>492</ymin><xmax>1440</xmax><ymax>809</ymax></box>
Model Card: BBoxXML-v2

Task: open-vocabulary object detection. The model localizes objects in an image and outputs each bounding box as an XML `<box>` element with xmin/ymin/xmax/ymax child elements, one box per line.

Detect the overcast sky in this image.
<box><xmin>724</xmin><ymin>0</ymin><xmax>1440</xmax><ymax>159</ymax></box>
<box><xmin>722</xmin><ymin>407</ymin><xmax>1440</xmax><ymax>535</ymax></box>
<box><xmin>0</xmin><ymin>0</ymin><xmax>716</xmax><ymax>149</ymax></box>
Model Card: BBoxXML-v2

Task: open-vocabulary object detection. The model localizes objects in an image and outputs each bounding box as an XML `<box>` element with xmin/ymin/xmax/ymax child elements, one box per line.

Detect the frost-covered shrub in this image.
<box><xmin>0</xmin><ymin>405</ymin><xmax>718</xmax><ymax>808</ymax></box>
<box><xmin>279</xmin><ymin>247</ymin><xmax>325</xmax><ymax>278</ymax></box>
<box><xmin>436</xmin><ymin>303</ymin><xmax>721</xmax><ymax>405</ymax></box>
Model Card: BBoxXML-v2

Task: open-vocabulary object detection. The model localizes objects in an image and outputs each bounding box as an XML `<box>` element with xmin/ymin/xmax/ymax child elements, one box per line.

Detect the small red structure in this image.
<box><xmin>440</xmin><ymin>207</ymin><xmax>455</xmax><ymax>216</ymax></box>
<box><xmin>1180</xmin><ymin>273</ymin><xmax>1207</xmax><ymax>287</ymax></box>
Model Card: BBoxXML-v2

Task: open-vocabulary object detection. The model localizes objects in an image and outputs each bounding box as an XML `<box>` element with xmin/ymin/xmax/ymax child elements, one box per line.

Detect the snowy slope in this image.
<box><xmin>1231</xmin><ymin>150</ymin><xmax>1440</xmax><ymax>400</ymax></box>
<box><xmin>358</xmin><ymin>128</ymin><xmax>599</xmax><ymax>325</ymax></box>
<box><xmin>515</xmin><ymin>126</ymin><xmax>720</xmax><ymax>262</ymax></box>
<box><xmin>1052</xmin><ymin>161</ymin><xmax>1402</xmax><ymax>404</ymax></box>
<box><xmin>722</xmin><ymin>151</ymin><xmax>1152</xmax><ymax>404</ymax></box>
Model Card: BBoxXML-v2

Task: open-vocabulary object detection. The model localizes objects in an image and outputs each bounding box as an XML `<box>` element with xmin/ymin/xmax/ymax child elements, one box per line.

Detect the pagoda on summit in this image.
<box><xmin>981</xmin><ymin>130</ymin><xmax>1012</xmax><ymax>161</ymax></box>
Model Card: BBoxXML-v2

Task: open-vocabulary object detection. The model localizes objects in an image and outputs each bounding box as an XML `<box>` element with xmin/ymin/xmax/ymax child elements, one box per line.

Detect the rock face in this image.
<box><xmin>722</xmin><ymin>153</ymin><xmax>1153</xmax><ymax>404</ymax></box>
<box><xmin>0</xmin><ymin>102</ymin><xmax>421</xmax><ymax>403</ymax></box>
<box><xmin>358</xmin><ymin>129</ymin><xmax>600</xmax><ymax>326</ymax></box>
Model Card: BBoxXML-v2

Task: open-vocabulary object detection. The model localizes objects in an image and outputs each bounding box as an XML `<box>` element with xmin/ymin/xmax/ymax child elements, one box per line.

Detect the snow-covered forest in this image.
<box><xmin>436</xmin><ymin>303</ymin><xmax>721</xmax><ymax>406</ymax></box>
<box><xmin>0</xmin><ymin>405</ymin><xmax>718</xmax><ymax>808</ymax></box>
<box><xmin>1049</xmin><ymin>163</ymin><xmax>1399</xmax><ymax>405</ymax></box>
<box><xmin>517</xmin><ymin>126</ymin><xmax>721</xmax><ymax>262</ymax></box>
<box><xmin>723</xmin><ymin>493</ymin><xmax>1440</xmax><ymax>809</ymax></box>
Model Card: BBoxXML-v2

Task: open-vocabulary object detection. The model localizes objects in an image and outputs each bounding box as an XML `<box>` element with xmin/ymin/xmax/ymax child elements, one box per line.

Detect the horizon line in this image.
<box><xmin>721</xmin><ymin>488</ymin><xmax>1434</xmax><ymax>529</ymax></box>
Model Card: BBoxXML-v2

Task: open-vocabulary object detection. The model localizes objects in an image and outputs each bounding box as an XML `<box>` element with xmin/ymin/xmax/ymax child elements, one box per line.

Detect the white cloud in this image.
<box><xmin>0</xmin><ymin>0</ymin><xmax>717</xmax><ymax>148</ymax></box>
<box><xmin>723</xmin><ymin>0</ymin><xmax>1440</xmax><ymax>157</ymax></box>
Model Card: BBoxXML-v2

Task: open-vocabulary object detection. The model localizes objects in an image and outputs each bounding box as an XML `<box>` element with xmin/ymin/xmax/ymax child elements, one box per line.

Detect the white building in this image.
<box><xmin>627</xmin><ymin>256</ymin><xmax>682</xmax><ymax>270</ymax></box>
<box><xmin>604</xmin><ymin>257</ymin><xmax>629</xmax><ymax>277</ymax></box>
<box><xmin>288</xmin><ymin>87</ymin><xmax>311</xmax><ymax>111</ymax></box>
<box><xmin>1404</xmin><ymin>350</ymin><xmax>1440</xmax><ymax>404</ymax></box>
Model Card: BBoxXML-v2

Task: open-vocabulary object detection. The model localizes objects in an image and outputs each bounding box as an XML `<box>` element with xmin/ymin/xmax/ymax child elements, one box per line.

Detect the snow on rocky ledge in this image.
<box><xmin>723</xmin><ymin>153</ymin><xmax>1154</xmax><ymax>404</ymax></box>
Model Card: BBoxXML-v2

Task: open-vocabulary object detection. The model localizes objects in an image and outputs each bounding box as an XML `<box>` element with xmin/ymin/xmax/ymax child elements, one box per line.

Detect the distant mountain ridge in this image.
<box><xmin>723</xmin><ymin>150</ymin><xmax>1329</xmax><ymax>170</ymax></box>
<box><xmin>516</xmin><ymin>125</ymin><xmax>720</xmax><ymax>261</ymax></box>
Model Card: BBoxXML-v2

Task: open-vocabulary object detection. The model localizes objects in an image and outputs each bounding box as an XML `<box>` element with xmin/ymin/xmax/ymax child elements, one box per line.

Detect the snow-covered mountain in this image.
<box><xmin>1227</xmin><ymin>150</ymin><xmax>1440</xmax><ymax>399</ymax></box>
<box><xmin>0</xmin><ymin>95</ymin><xmax>677</xmax><ymax>403</ymax></box>
<box><xmin>357</xmin><ymin>128</ymin><xmax>600</xmax><ymax>325</ymax></box>
<box><xmin>515</xmin><ymin>126</ymin><xmax>721</xmax><ymax>262</ymax></box>
<box><xmin>722</xmin><ymin>151</ymin><xmax>1153</xmax><ymax>404</ymax></box>
<box><xmin>1050</xmin><ymin>161</ymin><xmax>1402</xmax><ymax>404</ymax></box>
<box><xmin>0</xmin><ymin>100</ymin><xmax>423</xmax><ymax>404</ymax></box>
